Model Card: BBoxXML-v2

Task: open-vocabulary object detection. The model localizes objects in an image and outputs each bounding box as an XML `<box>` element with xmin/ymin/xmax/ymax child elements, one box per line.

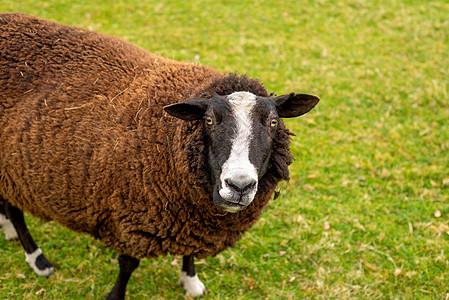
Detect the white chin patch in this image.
<box><xmin>219</xmin><ymin>92</ymin><xmax>258</xmax><ymax>204</ymax></box>
<box><xmin>221</xmin><ymin>203</ymin><xmax>244</xmax><ymax>213</ymax></box>
<box><xmin>179</xmin><ymin>271</ymin><xmax>206</xmax><ymax>297</ymax></box>
<box><xmin>0</xmin><ymin>213</ymin><xmax>19</xmax><ymax>240</ymax></box>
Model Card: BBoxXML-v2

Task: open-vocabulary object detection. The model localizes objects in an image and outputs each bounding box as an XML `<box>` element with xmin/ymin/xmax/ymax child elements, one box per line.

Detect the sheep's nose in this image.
<box><xmin>224</xmin><ymin>177</ymin><xmax>257</xmax><ymax>195</ymax></box>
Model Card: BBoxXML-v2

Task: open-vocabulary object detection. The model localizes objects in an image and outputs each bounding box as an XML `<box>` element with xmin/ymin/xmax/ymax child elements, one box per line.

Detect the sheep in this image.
<box><xmin>0</xmin><ymin>12</ymin><xmax>319</xmax><ymax>299</ymax></box>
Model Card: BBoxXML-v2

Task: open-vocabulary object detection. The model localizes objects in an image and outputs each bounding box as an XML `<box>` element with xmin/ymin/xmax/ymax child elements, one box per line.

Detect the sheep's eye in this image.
<box><xmin>205</xmin><ymin>117</ymin><xmax>213</xmax><ymax>125</ymax></box>
<box><xmin>270</xmin><ymin>119</ymin><xmax>278</xmax><ymax>127</ymax></box>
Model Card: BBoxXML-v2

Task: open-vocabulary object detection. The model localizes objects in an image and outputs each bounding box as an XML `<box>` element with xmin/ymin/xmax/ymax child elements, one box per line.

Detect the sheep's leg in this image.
<box><xmin>0</xmin><ymin>202</ymin><xmax>19</xmax><ymax>240</ymax></box>
<box><xmin>107</xmin><ymin>254</ymin><xmax>140</xmax><ymax>300</ymax></box>
<box><xmin>179</xmin><ymin>255</ymin><xmax>206</xmax><ymax>297</ymax></box>
<box><xmin>3</xmin><ymin>201</ymin><xmax>54</xmax><ymax>277</ymax></box>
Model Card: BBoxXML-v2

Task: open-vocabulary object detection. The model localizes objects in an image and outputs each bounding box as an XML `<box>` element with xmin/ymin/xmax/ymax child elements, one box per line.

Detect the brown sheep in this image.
<box><xmin>0</xmin><ymin>13</ymin><xmax>319</xmax><ymax>299</ymax></box>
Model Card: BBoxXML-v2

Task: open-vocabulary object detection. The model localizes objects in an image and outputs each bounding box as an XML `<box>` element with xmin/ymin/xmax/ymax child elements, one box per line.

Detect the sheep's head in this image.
<box><xmin>164</xmin><ymin>92</ymin><xmax>319</xmax><ymax>213</ymax></box>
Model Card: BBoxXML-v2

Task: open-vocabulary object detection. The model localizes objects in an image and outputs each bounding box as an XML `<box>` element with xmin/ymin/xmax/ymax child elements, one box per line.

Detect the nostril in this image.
<box><xmin>224</xmin><ymin>179</ymin><xmax>240</xmax><ymax>192</ymax></box>
<box><xmin>224</xmin><ymin>178</ymin><xmax>257</xmax><ymax>194</ymax></box>
<box><xmin>242</xmin><ymin>180</ymin><xmax>257</xmax><ymax>193</ymax></box>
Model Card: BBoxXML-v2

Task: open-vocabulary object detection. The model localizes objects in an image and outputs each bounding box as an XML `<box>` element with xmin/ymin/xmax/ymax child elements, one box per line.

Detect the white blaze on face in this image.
<box><xmin>219</xmin><ymin>92</ymin><xmax>258</xmax><ymax>206</ymax></box>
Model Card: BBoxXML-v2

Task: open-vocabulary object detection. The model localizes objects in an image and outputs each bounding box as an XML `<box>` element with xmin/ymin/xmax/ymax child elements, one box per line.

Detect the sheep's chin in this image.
<box><xmin>221</xmin><ymin>203</ymin><xmax>247</xmax><ymax>213</ymax></box>
<box><xmin>213</xmin><ymin>187</ymin><xmax>250</xmax><ymax>213</ymax></box>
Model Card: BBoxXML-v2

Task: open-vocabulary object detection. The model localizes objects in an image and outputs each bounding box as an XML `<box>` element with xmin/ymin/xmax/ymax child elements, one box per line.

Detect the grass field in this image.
<box><xmin>1</xmin><ymin>0</ymin><xmax>448</xmax><ymax>299</ymax></box>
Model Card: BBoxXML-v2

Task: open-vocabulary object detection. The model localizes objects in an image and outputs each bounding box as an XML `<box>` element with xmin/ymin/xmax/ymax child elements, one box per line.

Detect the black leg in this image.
<box><xmin>3</xmin><ymin>201</ymin><xmax>54</xmax><ymax>276</ymax></box>
<box><xmin>4</xmin><ymin>203</ymin><xmax>38</xmax><ymax>253</ymax></box>
<box><xmin>0</xmin><ymin>201</ymin><xmax>6</xmax><ymax>215</ymax></box>
<box><xmin>182</xmin><ymin>255</ymin><xmax>196</xmax><ymax>276</ymax></box>
<box><xmin>179</xmin><ymin>255</ymin><xmax>206</xmax><ymax>297</ymax></box>
<box><xmin>107</xmin><ymin>254</ymin><xmax>140</xmax><ymax>300</ymax></box>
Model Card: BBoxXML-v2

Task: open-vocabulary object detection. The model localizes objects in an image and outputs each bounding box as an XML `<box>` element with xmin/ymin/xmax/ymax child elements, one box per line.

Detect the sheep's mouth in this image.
<box><xmin>213</xmin><ymin>185</ymin><xmax>252</xmax><ymax>213</ymax></box>
<box><xmin>216</xmin><ymin>201</ymin><xmax>247</xmax><ymax>213</ymax></box>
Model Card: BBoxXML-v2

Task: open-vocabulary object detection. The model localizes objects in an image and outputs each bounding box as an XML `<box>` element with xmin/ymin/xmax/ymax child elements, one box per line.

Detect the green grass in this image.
<box><xmin>1</xmin><ymin>0</ymin><xmax>448</xmax><ymax>299</ymax></box>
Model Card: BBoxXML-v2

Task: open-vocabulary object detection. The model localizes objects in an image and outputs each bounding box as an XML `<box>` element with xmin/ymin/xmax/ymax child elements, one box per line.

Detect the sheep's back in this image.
<box><xmin>0</xmin><ymin>13</ymin><xmax>219</xmax><ymax>108</ymax></box>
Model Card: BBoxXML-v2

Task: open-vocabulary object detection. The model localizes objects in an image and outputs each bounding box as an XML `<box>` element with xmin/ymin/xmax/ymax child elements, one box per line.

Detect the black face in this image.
<box><xmin>247</xmin><ymin>97</ymin><xmax>282</xmax><ymax>179</ymax></box>
<box><xmin>164</xmin><ymin>91</ymin><xmax>319</xmax><ymax>213</ymax></box>
<box><xmin>202</xmin><ymin>93</ymin><xmax>280</xmax><ymax>213</ymax></box>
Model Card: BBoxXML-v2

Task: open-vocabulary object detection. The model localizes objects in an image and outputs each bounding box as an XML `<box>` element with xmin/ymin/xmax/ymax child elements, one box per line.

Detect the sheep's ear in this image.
<box><xmin>274</xmin><ymin>92</ymin><xmax>320</xmax><ymax>118</ymax></box>
<box><xmin>164</xmin><ymin>98</ymin><xmax>210</xmax><ymax>121</ymax></box>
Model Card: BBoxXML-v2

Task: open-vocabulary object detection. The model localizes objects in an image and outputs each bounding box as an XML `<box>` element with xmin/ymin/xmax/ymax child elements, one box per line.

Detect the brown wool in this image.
<box><xmin>0</xmin><ymin>13</ymin><xmax>293</xmax><ymax>259</ymax></box>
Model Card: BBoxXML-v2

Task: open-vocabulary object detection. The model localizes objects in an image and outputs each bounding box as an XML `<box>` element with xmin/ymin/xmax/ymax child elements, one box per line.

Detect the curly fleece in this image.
<box><xmin>0</xmin><ymin>13</ymin><xmax>294</xmax><ymax>259</ymax></box>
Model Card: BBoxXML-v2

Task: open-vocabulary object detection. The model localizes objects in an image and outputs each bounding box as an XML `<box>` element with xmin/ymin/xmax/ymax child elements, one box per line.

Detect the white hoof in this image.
<box><xmin>25</xmin><ymin>248</ymin><xmax>55</xmax><ymax>277</ymax></box>
<box><xmin>179</xmin><ymin>271</ymin><xmax>206</xmax><ymax>297</ymax></box>
<box><xmin>0</xmin><ymin>214</ymin><xmax>19</xmax><ymax>240</ymax></box>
